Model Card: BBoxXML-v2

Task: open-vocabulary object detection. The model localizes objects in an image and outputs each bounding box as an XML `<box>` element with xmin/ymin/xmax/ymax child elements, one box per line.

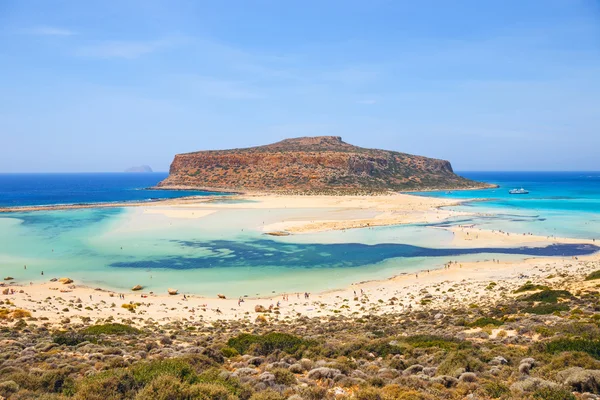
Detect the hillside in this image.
<box><xmin>157</xmin><ymin>136</ymin><xmax>488</xmax><ymax>193</ymax></box>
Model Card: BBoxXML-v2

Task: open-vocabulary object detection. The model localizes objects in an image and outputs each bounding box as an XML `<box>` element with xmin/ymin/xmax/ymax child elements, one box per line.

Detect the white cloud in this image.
<box><xmin>26</xmin><ymin>26</ymin><xmax>75</xmax><ymax>36</ymax></box>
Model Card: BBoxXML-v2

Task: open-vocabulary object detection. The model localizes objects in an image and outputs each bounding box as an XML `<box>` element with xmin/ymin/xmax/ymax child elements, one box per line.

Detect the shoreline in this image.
<box><xmin>3</xmin><ymin>248</ymin><xmax>598</xmax><ymax>327</ymax></box>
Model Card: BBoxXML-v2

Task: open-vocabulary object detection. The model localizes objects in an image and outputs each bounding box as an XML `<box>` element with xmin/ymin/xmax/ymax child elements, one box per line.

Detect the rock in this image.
<box><xmin>521</xmin><ymin>357</ymin><xmax>536</xmax><ymax>367</ymax></box>
<box><xmin>289</xmin><ymin>364</ymin><xmax>304</xmax><ymax>373</ymax></box>
<box><xmin>518</xmin><ymin>363</ymin><xmax>531</xmax><ymax>375</ymax></box>
<box><xmin>58</xmin><ymin>277</ymin><xmax>73</xmax><ymax>284</ymax></box>
<box><xmin>3</xmin><ymin>277</ymin><xmax>13</xmax><ymax>281</ymax></box>
<box><xmin>157</xmin><ymin>136</ymin><xmax>487</xmax><ymax>194</ymax></box>
<box><xmin>511</xmin><ymin>377</ymin><xmax>556</xmax><ymax>392</ymax></box>
<box><xmin>434</xmin><ymin>313</ymin><xmax>444</xmax><ymax>320</ymax></box>
<box><xmin>259</xmin><ymin>372</ymin><xmax>275</xmax><ymax>383</ymax></box>
<box><xmin>403</xmin><ymin>364</ymin><xmax>424</xmax><ymax>376</ymax></box>
<box><xmin>50</xmin><ymin>278</ymin><xmax>58</xmax><ymax>282</ymax></box>
<box><xmin>431</xmin><ymin>375</ymin><xmax>458</xmax><ymax>388</ymax></box>
<box><xmin>557</xmin><ymin>367</ymin><xmax>600</xmax><ymax>394</ymax></box>
<box><xmin>255</xmin><ymin>305</ymin><xmax>267</xmax><ymax>313</ymax></box>
<box><xmin>217</xmin><ymin>294</ymin><xmax>226</xmax><ymax>299</ymax></box>
<box><xmin>489</xmin><ymin>356</ymin><xmax>508</xmax><ymax>366</ymax></box>
<box><xmin>131</xmin><ymin>285</ymin><xmax>143</xmax><ymax>291</ymax></box>
<box><xmin>307</xmin><ymin>367</ymin><xmax>341</xmax><ymax>380</ymax></box>
<box><xmin>1</xmin><ymin>288</ymin><xmax>8</xmax><ymax>295</ymax></box>
<box><xmin>167</xmin><ymin>288</ymin><xmax>178</xmax><ymax>295</ymax></box>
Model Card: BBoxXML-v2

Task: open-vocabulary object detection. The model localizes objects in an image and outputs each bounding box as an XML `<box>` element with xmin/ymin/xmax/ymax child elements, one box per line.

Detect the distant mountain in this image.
<box><xmin>125</xmin><ymin>165</ymin><xmax>153</xmax><ymax>173</ymax></box>
<box><xmin>156</xmin><ymin>136</ymin><xmax>492</xmax><ymax>194</ymax></box>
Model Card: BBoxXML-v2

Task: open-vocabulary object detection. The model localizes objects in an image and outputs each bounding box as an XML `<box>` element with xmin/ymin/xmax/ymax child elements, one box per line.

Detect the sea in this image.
<box><xmin>0</xmin><ymin>172</ymin><xmax>598</xmax><ymax>296</ymax></box>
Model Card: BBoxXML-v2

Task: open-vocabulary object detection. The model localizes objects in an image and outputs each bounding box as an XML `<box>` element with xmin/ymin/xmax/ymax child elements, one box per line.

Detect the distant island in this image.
<box><xmin>125</xmin><ymin>165</ymin><xmax>153</xmax><ymax>173</ymax></box>
<box><xmin>157</xmin><ymin>136</ymin><xmax>492</xmax><ymax>194</ymax></box>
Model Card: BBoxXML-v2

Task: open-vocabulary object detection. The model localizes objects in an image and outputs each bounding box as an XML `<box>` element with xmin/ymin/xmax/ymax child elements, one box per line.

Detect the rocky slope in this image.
<box><xmin>157</xmin><ymin>136</ymin><xmax>487</xmax><ymax>193</ymax></box>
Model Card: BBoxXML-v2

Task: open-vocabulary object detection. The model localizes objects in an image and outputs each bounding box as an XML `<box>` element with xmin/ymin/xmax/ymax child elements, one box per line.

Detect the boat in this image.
<box><xmin>509</xmin><ymin>188</ymin><xmax>529</xmax><ymax>195</ymax></box>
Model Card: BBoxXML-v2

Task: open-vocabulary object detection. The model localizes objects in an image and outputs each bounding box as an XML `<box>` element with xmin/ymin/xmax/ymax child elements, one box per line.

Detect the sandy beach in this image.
<box><xmin>1</xmin><ymin>192</ymin><xmax>598</xmax><ymax>328</ymax></box>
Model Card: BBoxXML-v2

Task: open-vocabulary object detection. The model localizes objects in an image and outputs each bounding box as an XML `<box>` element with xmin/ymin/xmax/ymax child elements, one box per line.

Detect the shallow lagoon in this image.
<box><xmin>0</xmin><ymin>204</ymin><xmax>596</xmax><ymax>297</ymax></box>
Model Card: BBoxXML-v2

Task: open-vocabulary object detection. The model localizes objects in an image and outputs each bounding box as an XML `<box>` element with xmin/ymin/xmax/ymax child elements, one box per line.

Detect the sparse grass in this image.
<box><xmin>514</xmin><ymin>281</ymin><xmax>551</xmax><ymax>293</ymax></box>
<box><xmin>521</xmin><ymin>289</ymin><xmax>573</xmax><ymax>303</ymax></box>
<box><xmin>585</xmin><ymin>270</ymin><xmax>600</xmax><ymax>281</ymax></box>
<box><xmin>80</xmin><ymin>323</ymin><xmax>141</xmax><ymax>336</ymax></box>
<box><xmin>522</xmin><ymin>303</ymin><xmax>569</xmax><ymax>315</ymax></box>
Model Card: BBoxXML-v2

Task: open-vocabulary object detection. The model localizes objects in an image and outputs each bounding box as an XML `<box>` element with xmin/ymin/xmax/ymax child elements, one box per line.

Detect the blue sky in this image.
<box><xmin>1</xmin><ymin>0</ymin><xmax>599</xmax><ymax>172</ymax></box>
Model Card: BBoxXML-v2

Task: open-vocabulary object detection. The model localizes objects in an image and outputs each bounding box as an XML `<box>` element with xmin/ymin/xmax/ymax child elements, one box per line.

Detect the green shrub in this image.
<box><xmin>544</xmin><ymin>338</ymin><xmax>600</xmax><ymax>360</ymax></box>
<box><xmin>355</xmin><ymin>387</ymin><xmax>383</xmax><ymax>400</ymax></box>
<box><xmin>130</xmin><ymin>359</ymin><xmax>196</xmax><ymax>387</ymax></box>
<box><xmin>271</xmin><ymin>368</ymin><xmax>296</xmax><ymax>385</ymax></box>
<box><xmin>469</xmin><ymin>317</ymin><xmax>503</xmax><ymax>327</ymax></box>
<box><xmin>514</xmin><ymin>281</ymin><xmax>550</xmax><ymax>293</ymax></box>
<box><xmin>522</xmin><ymin>289</ymin><xmax>573</xmax><ymax>303</ymax></box>
<box><xmin>523</xmin><ymin>303</ymin><xmax>569</xmax><ymax>315</ymax></box>
<box><xmin>532</xmin><ymin>387</ymin><xmax>576</xmax><ymax>400</ymax></box>
<box><xmin>52</xmin><ymin>333</ymin><xmax>90</xmax><ymax>346</ymax></box>
<box><xmin>187</xmin><ymin>382</ymin><xmax>236</xmax><ymax>400</ymax></box>
<box><xmin>74</xmin><ymin>369</ymin><xmax>137</xmax><ymax>400</ymax></box>
<box><xmin>80</xmin><ymin>323</ymin><xmax>140</xmax><ymax>336</ymax></box>
<box><xmin>404</xmin><ymin>335</ymin><xmax>469</xmax><ymax>351</ymax></box>
<box><xmin>227</xmin><ymin>332</ymin><xmax>313</xmax><ymax>356</ymax></box>
<box><xmin>134</xmin><ymin>375</ymin><xmax>187</xmax><ymax>400</ymax></box>
<box><xmin>483</xmin><ymin>381</ymin><xmax>510</xmax><ymax>398</ymax></box>
<box><xmin>196</xmin><ymin>368</ymin><xmax>252</xmax><ymax>399</ymax></box>
<box><xmin>437</xmin><ymin>350</ymin><xmax>484</xmax><ymax>375</ymax></box>
<box><xmin>221</xmin><ymin>346</ymin><xmax>239</xmax><ymax>358</ymax></box>
<box><xmin>585</xmin><ymin>270</ymin><xmax>600</xmax><ymax>281</ymax></box>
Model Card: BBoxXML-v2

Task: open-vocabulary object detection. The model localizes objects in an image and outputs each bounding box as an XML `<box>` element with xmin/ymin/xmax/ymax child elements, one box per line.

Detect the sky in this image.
<box><xmin>1</xmin><ymin>0</ymin><xmax>599</xmax><ymax>172</ymax></box>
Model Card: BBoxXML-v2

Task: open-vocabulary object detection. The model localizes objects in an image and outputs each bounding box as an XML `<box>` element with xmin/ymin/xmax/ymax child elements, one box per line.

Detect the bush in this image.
<box><xmin>134</xmin><ymin>375</ymin><xmax>186</xmax><ymax>400</ymax></box>
<box><xmin>523</xmin><ymin>304</ymin><xmax>569</xmax><ymax>315</ymax></box>
<box><xmin>437</xmin><ymin>350</ymin><xmax>484</xmax><ymax>376</ymax></box>
<box><xmin>196</xmin><ymin>368</ymin><xmax>252</xmax><ymax>399</ymax></box>
<box><xmin>221</xmin><ymin>346</ymin><xmax>239</xmax><ymax>358</ymax></box>
<box><xmin>130</xmin><ymin>359</ymin><xmax>196</xmax><ymax>387</ymax></box>
<box><xmin>249</xmin><ymin>389</ymin><xmax>285</xmax><ymax>400</ymax></box>
<box><xmin>469</xmin><ymin>317</ymin><xmax>503</xmax><ymax>327</ymax></box>
<box><xmin>532</xmin><ymin>387</ymin><xmax>576</xmax><ymax>400</ymax></box>
<box><xmin>187</xmin><ymin>382</ymin><xmax>236</xmax><ymax>400</ymax></box>
<box><xmin>483</xmin><ymin>381</ymin><xmax>510</xmax><ymax>398</ymax></box>
<box><xmin>74</xmin><ymin>369</ymin><xmax>137</xmax><ymax>400</ymax></box>
<box><xmin>545</xmin><ymin>339</ymin><xmax>600</xmax><ymax>360</ymax></box>
<box><xmin>271</xmin><ymin>368</ymin><xmax>296</xmax><ymax>385</ymax></box>
<box><xmin>585</xmin><ymin>270</ymin><xmax>600</xmax><ymax>281</ymax></box>
<box><xmin>52</xmin><ymin>332</ymin><xmax>90</xmax><ymax>346</ymax></box>
<box><xmin>522</xmin><ymin>290</ymin><xmax>573</xmax><ymax>303</ymax></box>
<box><xmin>227</xmin><ymin>332</ymin><xmax>313</xmax><ymax>356</ymax></box>
<box><xmin>514</xmin><ymin>281</ymin><xmax>550</xmax><ymax>293</ymax></box>
<box><xmin>80</xmin><ymin>323</ymin><xmax>140</xmax><ymax>336</ymax></box>
<box><xmin>404</xmin><ymin>335</ymin><xmax>468</xmax><ymax>351</ymax></box>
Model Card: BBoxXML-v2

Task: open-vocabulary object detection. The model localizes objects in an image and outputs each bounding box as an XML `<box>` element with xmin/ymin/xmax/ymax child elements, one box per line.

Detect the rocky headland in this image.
<box><xmin>157</xmin><ymin>136</ymin><xmax>492</xmax><ymax>194</ymax></box>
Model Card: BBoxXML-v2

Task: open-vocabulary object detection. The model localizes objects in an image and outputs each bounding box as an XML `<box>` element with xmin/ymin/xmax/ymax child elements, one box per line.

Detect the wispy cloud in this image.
<box><xmin>76</xmin><ymin>39</ymin><xmax>170</xmax><ymax>59</ymax></box>
<box><xmin>25</xmin><ymin>26</ymin><xmax>75</xmax><ymax>36</ymax></box>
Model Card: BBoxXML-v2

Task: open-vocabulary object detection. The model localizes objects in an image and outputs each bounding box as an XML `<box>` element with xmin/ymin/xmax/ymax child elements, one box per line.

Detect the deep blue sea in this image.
<box><xmin>0</xmin><ymin>173</ymin><xmax>221</xmax><ymax>207</ymax></box>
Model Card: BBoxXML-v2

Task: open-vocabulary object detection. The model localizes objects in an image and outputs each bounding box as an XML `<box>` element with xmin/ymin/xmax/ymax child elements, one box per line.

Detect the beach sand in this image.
<box><xmin>1</xmin><ymin>192</ymin><xmax>598</xmax><ymax>328</ymax></box>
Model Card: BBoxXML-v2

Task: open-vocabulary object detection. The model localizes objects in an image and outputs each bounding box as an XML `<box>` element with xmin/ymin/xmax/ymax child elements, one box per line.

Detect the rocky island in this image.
<box><xmin>157</xmin><ymin>136</ymin><xmax>490</xmax><ymax>194</ymax></box>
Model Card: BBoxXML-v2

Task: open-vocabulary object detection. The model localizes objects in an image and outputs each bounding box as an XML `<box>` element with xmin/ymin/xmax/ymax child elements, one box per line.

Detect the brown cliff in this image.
<box><xmin>157</xmin><ymin>136</ymin><xmax>488</xmax><ymax>194</ymax></box>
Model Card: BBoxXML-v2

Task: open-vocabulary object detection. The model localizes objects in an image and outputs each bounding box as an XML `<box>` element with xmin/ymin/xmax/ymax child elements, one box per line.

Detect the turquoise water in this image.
<box><xmin>414</xmin><ymin>172</ymin><xmax>600</xmax><ymax>240</ymax></box>
<box><xmin>0</xmin><ymin>172</ymin><xmax>598</xmax><ymax>296</ymax></box>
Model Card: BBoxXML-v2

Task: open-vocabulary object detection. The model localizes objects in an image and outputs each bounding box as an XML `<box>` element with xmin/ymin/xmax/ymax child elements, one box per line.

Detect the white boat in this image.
<box><xmin>509</xmin><ymin>188</ymin><xmax>529</xmax><ymax>194</ymax></box>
